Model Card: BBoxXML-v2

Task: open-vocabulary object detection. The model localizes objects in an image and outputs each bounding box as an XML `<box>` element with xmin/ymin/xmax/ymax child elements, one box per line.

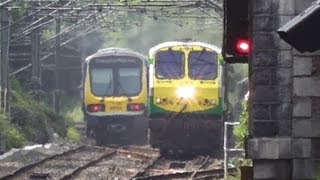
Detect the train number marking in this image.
<box><xmin>110</xmin><ymin>106</ymin><xmax>122</xmax><ymax>110</ymax></box>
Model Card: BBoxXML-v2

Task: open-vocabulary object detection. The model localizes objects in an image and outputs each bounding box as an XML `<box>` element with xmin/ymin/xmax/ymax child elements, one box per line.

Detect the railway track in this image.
<box><xmin>0</xmin><ymin>145</ymin><xmax>235</xmax><ymax>180</ymax></box>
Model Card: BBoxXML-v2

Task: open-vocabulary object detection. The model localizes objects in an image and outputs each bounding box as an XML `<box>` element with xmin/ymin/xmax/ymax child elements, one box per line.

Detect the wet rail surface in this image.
<box><xmin>0</xmin><ymin>145</ymin><xmax>235</xmax><ymax>180</ymax></box>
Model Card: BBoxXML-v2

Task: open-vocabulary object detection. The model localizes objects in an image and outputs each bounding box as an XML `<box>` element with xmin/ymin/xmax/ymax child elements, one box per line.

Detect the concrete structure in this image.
<box><xmin>248</xmin><ymin>0</ymin><xmax>320</xmax><ymax>179</ymax></box>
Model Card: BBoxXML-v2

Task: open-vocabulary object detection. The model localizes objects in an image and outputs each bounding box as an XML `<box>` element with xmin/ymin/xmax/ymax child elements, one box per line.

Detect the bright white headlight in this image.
<box><xmin>176</xmin><ymin>86</ymin><xmax>195</xmax><ymax>98</ymax></box>
<box><xmin>156</xmin><ymin>97</ymin><xmax>162</xmax><ymax>104</ymax></box>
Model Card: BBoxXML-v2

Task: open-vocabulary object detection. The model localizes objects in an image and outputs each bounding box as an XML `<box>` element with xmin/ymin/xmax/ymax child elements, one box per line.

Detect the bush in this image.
<box><xmin>9</xmin><ymin>76</ymin><xmax>69</xmax><ymax>146</ymax></box>
<box><xmin>66</xmin><ymin>127</ymin><xmax>80</xmax><ymax>142</ymax></box>
<box><xmin>10</xmin><ymin>104</ymin><xmax>51</xmax><ymax>144</ymax></box>
<box><xmin>4</xmin><ymin>126</ymin><xmax>26</xmax><ymax>148</ymax></box>
<box><xmin>234</xmin><ymin>100</ymin><xmax>249</xmax><ymax>149</ymax></box>
<box><xmin>65</xmin><ymin>105</ymin><xmax>83</xmax><ymax>123</ymax></box>
<box><xmin>0</xmin><ymin>114</ymin><xmax>26</xmax><ymax>149</ymax></box>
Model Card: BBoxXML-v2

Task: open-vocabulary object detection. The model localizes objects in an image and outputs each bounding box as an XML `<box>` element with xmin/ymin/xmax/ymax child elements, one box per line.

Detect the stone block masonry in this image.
<box><xmin>248</xmin><ymin>0</ymin><xmax>320</xmax><ymax>179</ymax></box>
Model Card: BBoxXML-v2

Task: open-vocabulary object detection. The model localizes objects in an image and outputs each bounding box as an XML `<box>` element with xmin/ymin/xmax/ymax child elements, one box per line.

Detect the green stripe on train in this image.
<box><xmin>147</xmin><ymin>96</ymin><xmax>223</xmax><ymax>116</ymax></box>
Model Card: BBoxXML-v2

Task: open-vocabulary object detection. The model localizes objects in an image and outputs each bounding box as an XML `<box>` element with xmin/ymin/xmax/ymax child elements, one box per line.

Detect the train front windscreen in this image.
<box><xmin>89</xmin><ymin>56</ymin><xmax>142</xmax><ymax>97</ymax></box>
<box><xmin>188</xmin><ymin>51</ymin><xmax>218</xmax><ymax>80</ymax></box>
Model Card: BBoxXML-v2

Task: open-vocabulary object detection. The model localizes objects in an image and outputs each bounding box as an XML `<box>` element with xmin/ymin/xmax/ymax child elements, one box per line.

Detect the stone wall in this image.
<box><xmin>248</xmin><ymin>0</ymin><xmax>320</xmax><ymax>179</ymax></box>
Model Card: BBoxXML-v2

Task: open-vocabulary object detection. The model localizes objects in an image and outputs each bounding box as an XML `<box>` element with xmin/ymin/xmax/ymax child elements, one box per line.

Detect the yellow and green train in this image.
<box><xmin>82</xmin><ymin>48</ymin><xmax>148</xmax><ymax>145</ymax></box>
<box><xmin>147</xmin><ymin>41</ymin><xmax>224</xmax><ymax>154</ymax></box>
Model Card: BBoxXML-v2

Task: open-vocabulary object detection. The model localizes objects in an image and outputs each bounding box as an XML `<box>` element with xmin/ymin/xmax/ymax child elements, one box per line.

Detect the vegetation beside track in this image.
<box><xmin>0</xmin><ymin>78</ymin><xmax>76</xmax><ymax>151</ymax></box>
<box><xmin>234</xmin><ymin>99</ymin><xmax>249</xmax><ymax>148</ymax></box>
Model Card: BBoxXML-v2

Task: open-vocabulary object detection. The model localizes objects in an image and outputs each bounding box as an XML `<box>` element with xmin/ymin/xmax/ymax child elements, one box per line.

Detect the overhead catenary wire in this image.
<box><xmin>0</xmin><ymin>0</ymin><xmax>14</xmax><ymax>8</ymax></box>
<box><xmin>40</xmin><ymin>10</ymin><xmax>100</xmax><ymax>44</ymax></box>
<box><xmin>4</xmin><ymin>0</ymin><xmax>222</xmax><ymax>39</ymax></box>
<box><xmin>10</xmin><ymin>1</ymin><xmax>73</xmax><ymax>40</ymax></box>
<box><xmin>0</xmin><ymin>0</ymin><xmax>61</xmax><ymax>32</ymax></box>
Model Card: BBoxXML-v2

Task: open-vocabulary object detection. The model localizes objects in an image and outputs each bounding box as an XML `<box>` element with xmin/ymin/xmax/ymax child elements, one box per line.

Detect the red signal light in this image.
<box><xmin>235</xmin><ymin>39</ymin><xmax>250</xmax><ymax>54</ymax></box>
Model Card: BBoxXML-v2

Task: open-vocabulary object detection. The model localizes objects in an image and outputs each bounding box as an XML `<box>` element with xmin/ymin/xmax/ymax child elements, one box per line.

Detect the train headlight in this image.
<box><xmin>156</xmin><ymin>98</ymin><xmax>162</xmax><ymax>104</ymax></box>
<box><xmin>155</xmin><ymin>97</ymin><xmax>168</xmax><ymax>104</ymax></box>
<box><xmin>210</xmin><ymin>99</ymin><xmax>216</xmax><ymax>106</ymax></box>
<box><xmin>176</xmin><ymin>86</ymin><xmax>195</xmax><ymax>98</ymax></box>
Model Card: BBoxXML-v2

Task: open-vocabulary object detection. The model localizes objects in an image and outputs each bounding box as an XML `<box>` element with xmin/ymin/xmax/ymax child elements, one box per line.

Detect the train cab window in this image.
<box><xmin>188</xmin><ymin>51</ymin><xmax>218</xmax><ymax>80</ymax></box>
<box><xmin>119</xmin><ymin>67</ymin><xmax>141</xmax><ymax>95</ymax></box>
<box><xmin>90</xmin><ymin>68</ymin><xmax>114</xmax><ymax>96</ymax></box>
<box><xmin>155</xmin><ymin>50</ymin><xmax>184</xmax><ymax>79</ymax></box>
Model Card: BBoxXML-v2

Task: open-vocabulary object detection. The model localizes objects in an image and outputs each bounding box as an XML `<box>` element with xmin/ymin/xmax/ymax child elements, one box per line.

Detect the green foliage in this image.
<box><xmin>227</xmin><ymin>170</ymin><xmax>240</xmax><ymax>180</ymax></box>
<box><xmin>39</xmin><ymin>104</ymin><xmax>68</xmax><ymax>138</ymax></box>
<box><xmin>4</xmin><ymin>126</ymin><xmax>26</xmax><ymax>148</ymax></box>
<box><xmin>0</xmin><ymin>114</ymin><xmax>26</xmax><ymax>149</ymax></box>
<box><xmin>59</xmin><ymin>92</ymin><xmax>84</xmax><ymax>123</ymax></box>
<box><xmin>42</xmin><ymin>27</ymin><xmax>56</xmax><ymax>41</ymax></box>
<box><xmin>11</xmin><ymin>79</ymin><xmax>66</xmax><ymax>137</ymax></box>
<box><xmin>229</xmin><ymin>157</ymin><xmax>252</xmax><ymax>168</ymax></box>
<box><xmin>234</xmin><ymin>100</ymin><xmax>249</xmax><ymax>148</ymax></box>
<box><xmin>10</xmin><ymin>77</ymin><xmax>30</xmax><ymax>106</ymax></box>
<box><xmin>8</xmin><ymin>76</ymin><xmax>69</xmax><ymax>147</ymax></box>
<box><xmin>227</xmin><ymin>158</ymin><xmax>252</xmax><ymax>180</ymax></box>
<box><xmin>316</xmin><ymin>164</ymin><xmax>320</xmax><ymax>180</ymax></box>
<box><xmin>65</xmin><ymin>105</ymin><xmax>83</xmax><ymax>123</ymax></box>
<box><xmin>66</xmin><ymin>127</ymin><xmax>81</xmax><ymax>142</ymax></box>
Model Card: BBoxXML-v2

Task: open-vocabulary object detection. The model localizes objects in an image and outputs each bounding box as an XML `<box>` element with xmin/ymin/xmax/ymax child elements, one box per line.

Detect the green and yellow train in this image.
<box><xmin>147</xmin><ymin>41</ymin><xmax>224</xmax><ymax>154</ymax></box>
<box><xmin>81</xmin><ymin>48</ymin><xmax>148</xmax><ymax>145</ymax></box>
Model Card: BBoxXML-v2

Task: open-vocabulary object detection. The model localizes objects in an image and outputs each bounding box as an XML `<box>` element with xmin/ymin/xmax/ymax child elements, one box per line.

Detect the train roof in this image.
<box><xmin>84</xmin><ymin>47</ymin><xmax>146</xmax><ymax>63</ymax></box>
<box><xmin>148</xmin><ymin>41</ymin><xmax>222</xmax><ymax>55</ymax></box>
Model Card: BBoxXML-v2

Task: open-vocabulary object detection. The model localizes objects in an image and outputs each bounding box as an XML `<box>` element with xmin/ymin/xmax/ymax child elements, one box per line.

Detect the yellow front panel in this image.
<box><xmin>153</xmin><ymin>80</ymin><xmax>219</xmax><ymax>113</ymax></box>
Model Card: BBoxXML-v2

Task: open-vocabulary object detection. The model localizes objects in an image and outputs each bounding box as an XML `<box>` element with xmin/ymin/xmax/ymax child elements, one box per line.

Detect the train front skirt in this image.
<box><xmin>149</xmin><ymin>114</ymin><xmax>223</xmax><ymax>155</ymax></box>
<box><xmin>85</xmin><ymin>115</ymin><xmax>149</xmax><ymax>146</ymax></box>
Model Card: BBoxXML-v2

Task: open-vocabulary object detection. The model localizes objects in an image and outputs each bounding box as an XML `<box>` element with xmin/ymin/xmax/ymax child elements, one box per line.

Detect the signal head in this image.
<box><xmin>236</xmin><ymin>39</ymin><xmax>250</xmax><ymax>54</ymax></box>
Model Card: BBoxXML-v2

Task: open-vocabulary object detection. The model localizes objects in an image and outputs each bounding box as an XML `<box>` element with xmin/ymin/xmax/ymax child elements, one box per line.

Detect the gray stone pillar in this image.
<box><xmin>248</xmin><ymin>0</ymin><xmax>320</xmax><ymax>179</ymax></box>
<box><xmin>248</xmin><ymin>0</ymin><xmax>294</xmax><ymax>179</ymax></box>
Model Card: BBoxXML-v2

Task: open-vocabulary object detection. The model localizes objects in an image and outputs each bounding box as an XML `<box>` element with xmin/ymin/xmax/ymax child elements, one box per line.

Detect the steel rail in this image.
<box><xmin>60</xmin><ymin>150</ymin><xmax>117</xmax><ymax>180</ymax></box>
<box><xmin>0</xmin><ymin>146</ymin><xmax>86</xmax><ymax>180</ymax></box>
<box><xmin>189</xmin><ymin>155</ymin><xmax>211</xmax><ymax>179</ymax></box>
<box><xmin>133</xmin><ymin>168</ymin><xmax>237</xmax><ymax>180</ymax></box>
<box><xmin>131</xmin><ymin>155</ymin><xmax>163</xmax><ymax>179</ymax></box>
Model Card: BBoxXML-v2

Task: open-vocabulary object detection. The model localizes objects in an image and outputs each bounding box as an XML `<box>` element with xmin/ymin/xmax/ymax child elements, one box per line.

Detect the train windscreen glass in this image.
<box><xmin>90</xmin><ymin>68</ymin><xmax>114</xmax><ymax>96</ymax></box>
<box><xmin>89</xmin><ymin>56</ymin><xmax>142</xmax><ymax>96</ymax></box>
<box><xmin>119</xmin><ymin>67</ymin><xmax>141</xmax><ymax>95</ymax></box>
<box><xmin>155</xmin><ymin>50</ymin><xmax>184</xmax><ymax>79</ymax></box>
<box><xmin>188</xmin><ymin>51</ymin><xmax>217</xmax><ymax>80</ymax></box>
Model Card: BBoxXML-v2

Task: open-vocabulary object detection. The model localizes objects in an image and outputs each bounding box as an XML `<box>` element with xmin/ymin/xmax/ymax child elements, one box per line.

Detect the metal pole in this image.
<box><xmin>224</xmin><ymin>122</ymin><xmax>228</xmax><ymax>178</ymax></box>
<box><xmin>31</xmin><ymin>26</ymin><xmax>41</xmax><ymax>100</ymax></box>
<box><xmin>224</xmin><ymin>121</ymin><xmax>242</xmax><ymax>179</ymax></box>
<box><xmin>0</xmin><ymin>7</ymin><xmax>3</xmax><ymax>113</ymax></box>
<box><xmin>0</xmin><ymin>132</ymin><xmax>5</xmax><ymax>154</ymax></box>
<box><xmin>54</xmin><ymin>16</ymin><xmax>61</xmax><ymax>113</ymax></box>
<box><xmin>0</xmin><ymin>8</ymin><xmax>10</xmax><ymax>115</ymax></box>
